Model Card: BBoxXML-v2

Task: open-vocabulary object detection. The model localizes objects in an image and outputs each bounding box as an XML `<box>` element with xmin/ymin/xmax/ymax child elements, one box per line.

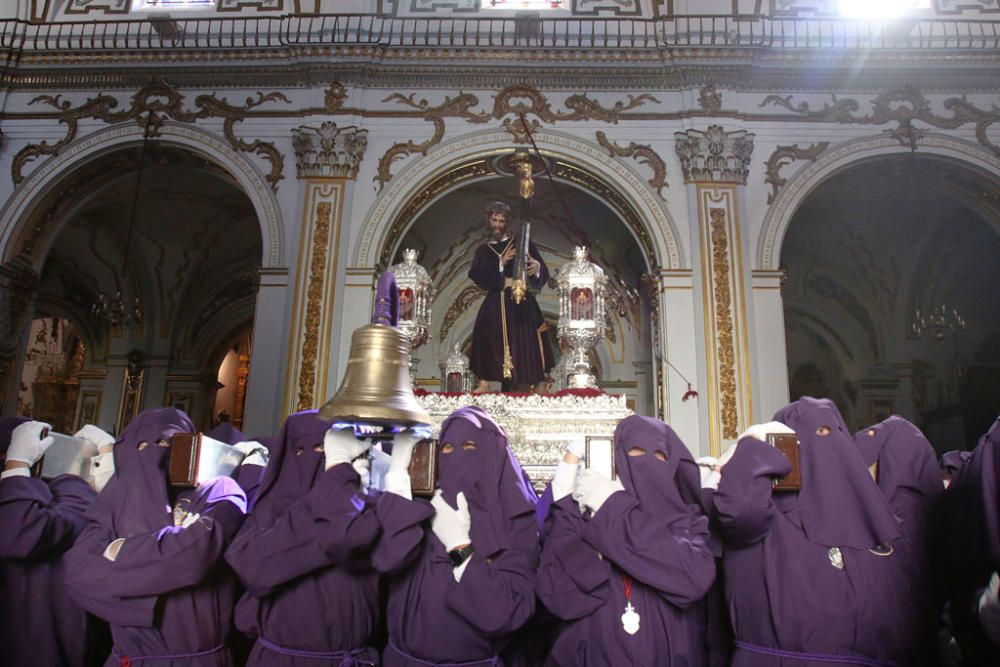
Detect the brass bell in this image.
<box><xmin>318</xmin><ymin>323</ymin><xmax>431</xmax><ymax>426</ymax></box>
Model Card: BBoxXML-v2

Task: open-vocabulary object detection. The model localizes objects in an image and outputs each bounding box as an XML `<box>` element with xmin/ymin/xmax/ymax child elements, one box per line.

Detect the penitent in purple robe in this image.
<box><xmin>374</xmin><ymin>406</ymin><xmax>539</xmax><ymax>666</ymax></box>
<box><xmin>714</xmin><ymin>397</ymin><xmax>915</xmax><ymax>667</ymax></box>
<box><xmin>854</xmin><ymin>416</ymin><xmax>943</xmax><ymax>666</ymax></box>
<box><xmin>537</xmin><ymin>415</ymin><xmax>716</xmax><ymax>667</ymax></box>
<box><xmin>468</xmin><ymin>238</ymin><xmax>553</xmax><ymax>386</ymax></box>
<box><xmin>932</xmin><ymin>416</ymin><xmax>1000</xmax><ymax>665</ymax></box>
<box><xmin>64</xmin><ymin>408</ymin><xmax>247</xmax><ymax>667</ymax></box>
<box><xmin>0</xmin><ymin>416</ymin><xmax>110</xmax><ymax>667</ymax></box>
<box><xmin>225</xmin><ymin>410</ymin><xmax>384</xmax><ymax>666</ymax></box>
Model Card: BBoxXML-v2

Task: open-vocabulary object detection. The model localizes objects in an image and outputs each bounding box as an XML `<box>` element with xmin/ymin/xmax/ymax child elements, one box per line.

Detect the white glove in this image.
<box><xmin>551</xmin><ymin>460</ymin><xmax>580</xmax><ymax>502</ymax></box>
<box><xmin>431</xmin><ymin>490</ymin><xmax>472</xmax><ymax>552</ymax></box>
<box><xmin>6</xmin><ymin>421</ymin><xmax>54</xmax><ymax>466</ymax></box>
<box><xmin>696</xmin><ymin>456</ymin><xmax>720</xmax><ymax>490</ymax></box>
<box><xmin>87</xmin><ymin>452</ymin><xmax>115</xmax><ymax>493</ymax></box>
<box><xmin>179</xmin><ymin>512</ymin><xmax>201</xmax><ymax>529</ymax></box>
<box><xmin>566</xmin><ymin>439</ymin><xmax>586</xmax><ymax>461</ymax></box>
<box><xmin>352</xmin><ymin>455</ymin><xmax>371</xmax><ymax>488</ymax></box>
<box><xmin>369</xmin><ymin>445</ymin><xmax>392</xmax><ymax>491</ymax></box>
<box><xmin>572</xmin><ymin>469</ymin><xmax>624</xmax><ymax>515</ymax></box>
<box><xmin>74</xmin><ymin>425</ymin><xmax>115</xmax><ymax>454</ymax></box>
<box><xmin>738</xmin><ymin>421</ymin><xmax>795</xmax><ymax>443</ymax></box>
<box><xmin>233</xmin><ymin>440</ymin><xmax>269</xmax><ymax>468</ymax></box>
<box><xmin>323</xmin><ymin>427</ymin><xmax>371</xmax><ymax>471</ymax></box>
<box><xmin>978</xmin><ymin>572</ymin><xmax>1000</xmax><ymax>644</ymax></box>
<box><xmin>385</xmin><ymin>426</ymin><xmax>433</xmax><ymax>500</ymax></box>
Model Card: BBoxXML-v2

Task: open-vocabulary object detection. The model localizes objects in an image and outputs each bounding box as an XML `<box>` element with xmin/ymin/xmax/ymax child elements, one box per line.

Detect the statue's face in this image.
<box><xmin>488</xmin><ymin>211</ymin><xmax>508</xmax><ymax>240</ymax></box>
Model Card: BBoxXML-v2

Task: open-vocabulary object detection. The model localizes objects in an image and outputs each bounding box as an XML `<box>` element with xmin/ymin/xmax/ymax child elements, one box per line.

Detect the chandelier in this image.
<box><xmin>911</xmin><ymin>304</ymin><xmax>966</xmax><ymax>340</ymax></box>
<box><xmin>91</xmin><ymin>110</ymin><xmax>153</xmax><ymax>332</ymax></box>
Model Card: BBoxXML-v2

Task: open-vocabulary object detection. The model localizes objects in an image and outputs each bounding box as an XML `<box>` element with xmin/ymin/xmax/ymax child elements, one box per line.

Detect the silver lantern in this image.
<box><xmin>390</xmin><ymin>248</ymin><xmax>435</xmax><ymax>384</ymax></box>
<box><xmin>555</xmin><ymin>246</ymin><xmax>608</xmax><ymax>389</ymax></box>
<box><xmin>441</xmin><ymin>343</ymin><xmax>473</xmax><ymax>394</ymax></box>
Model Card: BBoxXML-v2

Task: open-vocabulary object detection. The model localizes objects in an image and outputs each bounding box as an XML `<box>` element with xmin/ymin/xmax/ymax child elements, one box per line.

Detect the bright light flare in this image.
<box><xmin>838</xmin><ymin>0</ymin><xmax>921</xmax><ymax>19</ymax></box>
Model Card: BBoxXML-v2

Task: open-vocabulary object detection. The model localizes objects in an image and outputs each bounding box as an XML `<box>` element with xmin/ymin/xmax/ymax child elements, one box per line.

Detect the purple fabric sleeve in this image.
<box><xmin>233</xmin><ymin>462</ymin><xmax>266</xmax><ymax>507</ymax></box>
<box><xmin>536</xmin><ymin>495</ymin><xmax>609</xmax><ymax>621</ymax></box>
<box><xmin>582</xmin><ymin>490</ymin><xmax>716</xmax><ymax>609</ymax></box>
<box><xmin>63</xmin><ymin>521</ymin><xmax>158</xmax><ymax>627</ymax></box>
<box><xmin>444</xmin><ymin>548</ymin><xmax>537</xmax><ymax>636</ymax></box>
<box><xmin>372</xmin><ymin>491</ymin><xmax>434</xmax><ymax>575</ymax></box>
<box><xmin>107</xmin><ymin>497</ymin><xmax>244</xmax><ymax>598</ymax></box>
<box><xmin>712</xmin><ymin>437</ymin><xmax>792</xmax><ymax>546</ymax></box>
<box><xmin>0</xmin><ymin>474</ymin><xmax>93</xmax><ymax>560</ymax></box>
<box><xmin>468</xmin><ymin>243</ymin><xmax>505</xmax><ymax>291</ymax></box>
<box><xmin>226</xmin><ymin>463</ymin><xmax>380</xmax><ymax>597</ymax></box>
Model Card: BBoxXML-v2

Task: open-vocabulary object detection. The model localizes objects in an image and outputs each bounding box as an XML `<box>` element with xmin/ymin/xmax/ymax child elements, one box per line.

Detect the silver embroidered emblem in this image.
<box><xmin>828</xmin><ymin>547</ymin><xmax>844</xmax><ymax>570</ymax></box>
<box><xmin>621</xmin><ymin>601</ymin><xmax>640</xmax><ymax>635</ymax></box>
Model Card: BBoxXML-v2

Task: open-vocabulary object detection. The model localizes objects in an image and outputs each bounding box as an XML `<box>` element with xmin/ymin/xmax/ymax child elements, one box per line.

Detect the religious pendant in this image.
<box><xmin>172</xmin><ymin>499</ymin><xmax>192</xmax><ymax>527</ymax></box>
<box><xmin>621</xmin><ymin>601</ymin><xmax>640</xmax><ymax>635</ymax></box>
<box><xmin>828</xmin><ymin>547</ymin><xmax>845</xmax><ymax>570</ymax></box>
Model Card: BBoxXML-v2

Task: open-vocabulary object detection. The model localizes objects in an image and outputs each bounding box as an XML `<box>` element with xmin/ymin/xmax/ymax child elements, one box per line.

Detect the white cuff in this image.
<box><xmin>384</xmin><ymin>470</ymin><xmax>412</xmax><ymax>501</ymax></box>
<box><xmin>453</xmin><ymin>556</ymin><xmax>472</xmax><ymax>582</ymax></box>
<box><xmin>702</xmin><ymin>470</ymin><xmax>721</xmax><ymax>491</ymax></box>
<box><xmin>102</xmin><ymin>538</ymin><xmax>126</xmax><ymax>562</ymax></box>
<box><xmin>0</xmin><ymin>467</ymin><xmax>30</xmax><ymax>480</ymax></box>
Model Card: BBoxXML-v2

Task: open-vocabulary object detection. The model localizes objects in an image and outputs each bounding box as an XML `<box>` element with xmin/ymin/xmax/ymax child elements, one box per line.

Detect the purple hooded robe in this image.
<box><xmin>374</xmin><ymin>406</ymin><xmax>539</xmax><ymax>666</ymax></box>
<box><xmin>63</xmin><ymin>408</ymin><xmax>247</xmax><ymax>666</ymax></box>
<box><xmin>932</xmin><ymin>416</ymin><xmax>1000</xmax><ymax>665</ymax></box>
<box><xmin>0</xmin><ymin>416</ymin><xmax>110</xmax><ymax>667</ymax></box>
<box><xmin>854</xmin><ymin>416</ymin><xmax>943</xmax><ymax>666</ymax></box>
<box><xmin>714</xmin><ymin>397</ymin><xmax>914</xmax><ymax>666</ymax></box>
<box><xmin>225</xmin><ymin>409</ymin><xmax>383</xmax><ymax>666</ymax></box>
<box><xmin>536</xmin><ymin>415</ymin><xmax>716</xmax><ymax>666</ymax></box>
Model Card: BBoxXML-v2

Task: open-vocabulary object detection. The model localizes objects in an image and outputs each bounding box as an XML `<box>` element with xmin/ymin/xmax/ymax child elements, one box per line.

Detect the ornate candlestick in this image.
<box><xmin>390</xmin><ymin>249</ymin><xmax>434</xmax><ymax>384</ymax></box>
<box><xmin>555</xmin><ymin>246</ymin><xmax>608</xmax><ymax>389</ymax></box>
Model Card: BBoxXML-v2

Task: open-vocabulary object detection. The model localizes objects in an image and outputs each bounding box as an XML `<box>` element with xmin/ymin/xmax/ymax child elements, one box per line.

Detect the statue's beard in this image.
<box><xmin>490</xmin><ymin>227</ymin><xmax>508</xmax><ymax>242</ymax></box>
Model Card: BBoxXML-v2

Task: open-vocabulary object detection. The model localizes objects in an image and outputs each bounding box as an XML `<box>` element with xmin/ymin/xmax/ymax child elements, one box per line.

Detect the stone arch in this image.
<box><xmin>758</xmin><ymin>133</ymin><xmax>1000</xmax><ymax>271</ymax></box>
<box><xmin>0</xmin><ymin>121</ymin><xmax>284</xmax><ymax>269</ymax></box>
<box><xmin>354</xmin><ymin>128</ymin><xmax>684</xmax><ymax>271</ymax></box>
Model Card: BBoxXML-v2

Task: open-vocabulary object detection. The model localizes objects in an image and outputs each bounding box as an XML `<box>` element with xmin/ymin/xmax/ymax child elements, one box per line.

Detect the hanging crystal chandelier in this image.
<box><xmin>911</xmin><ymin>304</ymin><xmax>966</xmax><ymax>340</ymax></box>
<box><xmin>91</xmin><ymin>110</ymin><xmax>153</xmax><ymax>333</ymax></box>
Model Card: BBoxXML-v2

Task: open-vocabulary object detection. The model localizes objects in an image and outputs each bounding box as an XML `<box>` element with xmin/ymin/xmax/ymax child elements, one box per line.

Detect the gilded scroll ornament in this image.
<box><xmin>595</xmin><ymin>131</ymin><xmax>668</xmax><ymax>196</ymax></box>
<box><xmin>296</xmin><ymin>200</ymin><xmax>332</xmax><ymax>411</ymax></box>
<box><xmin>764</xmin><ymin>142</ymin><xmax>830</xmax><ymax>204</ymax></box>
<box><xmin>11</xmin><ymin>80</ymin><xmax>347</xmax><ymax>188</ymax></box>
<box><xmin>709</xmin><ymin>208</ymin><xmax>738</xmax><ymax>440</ymax></box>
<box><xmin>291</xmin><ymin>122</ymin><xmax>369</xmax><ymax>179</ymax></box>
<box><xmin>760</xmin><ymin>87</ymin><xmax>1000</xmax><ymax>158</ymax></box>
<box><xmin>438</xmin><ymin>284</ymin><xmax>485</xmax><ymax>344</ymax></box>
<box><xmin>375</xmin><ymin>84</ymin><xmax>660</xmax><ymax>188</ymax></box>
<box><xmin>674</xmin><ymin>126</ymin><xmax>755</xmax><ymax>185</ymax></box>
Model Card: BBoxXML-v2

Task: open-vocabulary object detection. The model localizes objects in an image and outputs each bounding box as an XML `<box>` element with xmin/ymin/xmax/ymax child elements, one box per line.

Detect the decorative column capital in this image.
<box><xmin>673</xmin><ymin>126</ymin><xmax>755</xmax><ymax>185</ymax></box>
<box><xmin>291</xmin><ymin>122</ymin><xmax>369</xmax><ymax>180</ymax></box>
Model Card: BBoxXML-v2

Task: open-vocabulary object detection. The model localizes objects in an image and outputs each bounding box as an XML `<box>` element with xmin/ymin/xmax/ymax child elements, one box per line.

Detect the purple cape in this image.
<box><xmin>467</xmin><ymin>238</ymin><xmax>553</xmax><ymax>386</ymax></box>
<box><xmin>225</xmin><ymin>409</ymin><xmax>382</xmax><ymax>665</ymax></box>
<box><xmin>537</xmin><ymin>415</ymin><xmax>716</xmax><ymax>666</ymax></box>
<box><xmin>712</xmin><ymin>397</ymin><xmax>916</xmax><ymax>665</ymax></box>
<box><xmin>0</xmin><ymin>416</ymin><xmax>110</xmax><ymax>667</ymax></box>
<box><xmin>206</xmin><ymin>422</ymin><xmax>247</xmax><ymax>445</ymax></box>
<box><xmin>374</xmin><ymin>406</ymin><xmax>539</xmax><ymax>666</ymax></box>
<box><xmin>64</xmin><ymin>408</ymin><xmax>247</xmax><ymax>666</ymax></box>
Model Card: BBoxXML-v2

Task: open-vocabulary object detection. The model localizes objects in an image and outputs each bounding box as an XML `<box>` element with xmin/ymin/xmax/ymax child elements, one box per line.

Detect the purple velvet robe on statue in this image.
<box><xmin>536</xmin><ymin>415</ymin><xmax>716</xmax><ymax>667</ymax></box>
<box><xmin>932</xmin><ymin>416</ymin><xmax>1000</xmax><ymax>665</ymax></box>
<box><xmin>0</xmin><ymin>416</ymin><xmax>110</xmax><ymax>667</ymax></box>
<box><xmin>714</xmin><ymin>397</ymin><xmax>915</xmax><ymax>667</ymax></box>
<box><xmin>375</xmin><ymin>406</ymin><xmax>539</xmax><ymax>666</ymax></box>
<box><xmin>468</xmin><ymin>238</ymin><xmax>552</xmax><ymax>386</ymax></box>
<box><xmin>64</xmin><ymin>408</ymin><xmax>247</xmax><ymax>667</ymax></box>
<box><xmin>225</xmin><ymin>409</ymin><xmax>383</xmax><ymax>666</ymax></box>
